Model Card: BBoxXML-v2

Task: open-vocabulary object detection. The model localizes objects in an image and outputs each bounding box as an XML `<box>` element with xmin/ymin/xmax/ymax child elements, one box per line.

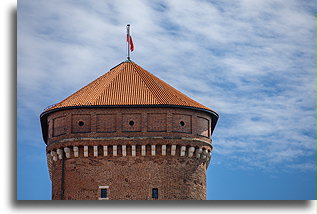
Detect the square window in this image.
<box><xmin>152</xmin><ymin>188</ymin><xmax>158</xmax><ymax>199</ymax></box>
<box><xmin>99</xmin><ymin>186</ymin><xmax>109</xmax><ymax>200</ymax></box>
<box><xmin>101</xmin><ymin>189</ymin><xmax>107</xmax><ymax>198</ymax></box>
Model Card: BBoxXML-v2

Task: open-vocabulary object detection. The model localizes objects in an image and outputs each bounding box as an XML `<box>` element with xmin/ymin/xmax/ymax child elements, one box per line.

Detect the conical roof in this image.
<box><xmin>44</xmin><ymin>61</ymin><xmax>216</xmax><ymax>114</ymax></box>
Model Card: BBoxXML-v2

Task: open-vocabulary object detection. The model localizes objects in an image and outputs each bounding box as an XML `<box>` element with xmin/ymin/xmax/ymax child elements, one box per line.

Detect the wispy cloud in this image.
<box><xmin>18</xmin><ymin>0</ymin><xmax>315</xmax><ymax>172</ymax></box>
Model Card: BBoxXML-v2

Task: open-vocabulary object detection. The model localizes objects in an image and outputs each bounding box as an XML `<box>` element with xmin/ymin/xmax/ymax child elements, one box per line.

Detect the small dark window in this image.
<box><xmin>129</xmin><ymin>120</ymin><xmax>134</xmax><ymax>126</ymax></box>
<box><xmin>152</xmin><ymin>188</ymin><xmax>158</xmax><ymax>199</ymax></box>
<box><xmin>101</xmin><ymin>189</ymin><xmax>107</xmax><ymax>198</ymax></box>
<box><xmin>78</xmin><ymin>121</ymin><xmax>85</xmax><ymax>126</ymax></box>
<box><xmin>179</xmin><ymin>121</ymin><xmax>185</xmax><ymax>126</ymax></box>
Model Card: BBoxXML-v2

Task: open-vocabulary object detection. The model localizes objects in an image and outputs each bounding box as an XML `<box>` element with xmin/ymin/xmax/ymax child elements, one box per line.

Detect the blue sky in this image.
<box><xmin>17</xmin><ymin>0</ymin><xmax>315</xmax><ymax>200</ymax></box>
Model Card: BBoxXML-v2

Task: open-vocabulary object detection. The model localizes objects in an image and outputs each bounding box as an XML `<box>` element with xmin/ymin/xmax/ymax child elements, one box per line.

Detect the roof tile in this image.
<box><xmin>45</xmin><ymin>61</ymin><xmax>214</xmax><ymax>112</ymax></box>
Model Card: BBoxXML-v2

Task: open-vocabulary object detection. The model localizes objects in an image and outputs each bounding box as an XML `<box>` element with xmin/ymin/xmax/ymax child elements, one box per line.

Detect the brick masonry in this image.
<box><xmin>44</xmin><ymin>107</ymin><xmax>215</xmax><ymax>200</ymax></box>
<box><xmin>52</xmin><ymin>156</ymin><xmax>207</xmax><ymax>200</ymax></box>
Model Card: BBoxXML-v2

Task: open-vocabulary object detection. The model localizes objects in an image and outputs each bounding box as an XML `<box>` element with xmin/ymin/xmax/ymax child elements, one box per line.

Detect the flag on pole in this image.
<box><xmin>127</xmin><ymin>34</ymin><xmax>134</xmax><ymax>52</ymax></box>
<box><xmin>126</xmin><ymin>24</ymin><xmax>134</xmax><ymax>61</ymax></box>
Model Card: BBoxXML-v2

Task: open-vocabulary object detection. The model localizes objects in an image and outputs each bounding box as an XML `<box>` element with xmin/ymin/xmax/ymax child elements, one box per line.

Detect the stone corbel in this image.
<box><xmin>161</xmin><ymin>145</ymin><xmax>166</xmax><ymax>156</ymax></box>
<box><xmin>188</xmin><ymin>147</ymin><xmax>195</xmax><ymax>157</ymax></box>
<box><xmin>73</xmin><ymin>146</ymin><xmax>79</xmax><ymax>157</ymax></box>
<box><xmin>171</xmin><ymin>145</ymin><xmax>176</xmax><ymax>156</ymax></box>
<box><xmin>84</xmin><ymin>146</ymin><xmax>88</xmax><ymax>157</ymax></box>
<box><xmin>122</xmin><ymin>145</ymin><xmax>127</xmax><ymax>156</ymax></box>
<box><xmin>64</xmin><ymin>147</ymin><xmax>70</xmax><ymax>158</ymax></box>
<box><xmin>51</xmin><ymin>150</ymin><xmax>57</xmax><ymax>161</ymax></box>
<box><xmin>151</xmin><ymin>145</ymin><xmax>156</xmax><ymax>156</ymax></box>
<box><xmin>103</xmin><ymin>146</ymin><xmax>108</xmax><ymax>156</ymax></box>
<box><xmin>131</xmin><ymin>145</ymin><xmax>136</xmax><ymax>157</ymax></box>
<box><xmin>57</xmin><ymin>149</ymin><xmax>63</xmax><ymax>160</ymax></box>
<box><xmin>180</xmin><ymin>146</ymin><xmax>186</xmax><ymax>156</ymax></box>
<box><xmin>141</xmin><ymin>145</ymin><xmax>146</xmax><ymax>156</ymax></box>
<box><xmin>94</xmin><ymin>146</ymin><xmax>98</xmax><ymax>157</ymax></box>
<box><xmin>195</xmin><ymin>148</ymin><xmax>202</xmax><ymax>158</ymax></box>
<box><xmin>113</xmin><ymin>145</ymin><xmax>117</xmax><ymax>156</ymax></box>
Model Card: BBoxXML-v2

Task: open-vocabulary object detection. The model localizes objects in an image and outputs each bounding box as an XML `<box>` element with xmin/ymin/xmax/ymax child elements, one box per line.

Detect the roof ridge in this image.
<box><xmin>149</xmin><ymin>73</ymin><xmax>189</xmax><ymax>105</ymax></box>
<box><xmin>131</xmin><ymin>62</ymin><xmax>199</xmax><ymax>107</ymax></box>
<box><xmin>131</xmin><ymin>63</ymin><xmax>176</xmax><ymax>104</ymax></box>
<box><xmin>95</xmin><ymin>62</ymin><xmax>158</xmax><ymax>105</ymax></box>
<box><xmin>156</xmin><ymin>75</ymin><xmax>206</xmax><ymax>107</ymax></box>
<box><xmin>94</xmin><ymin>62</ymin><xmax>127</xmax><ymax>104</ymax></box>
<box><xmin>139</xmin><ymin>63</ymin><xmax>207</xmax><ymax>108</ymax></box>
<box><xmin>50</xmin><ymin>62</ymin><xmax>126</xmax><ymax>109</ymax></box>
<box><xmin>130</xmin><ymin>62</ymin><xmax>161</xmax><ymax>104</ymax></box>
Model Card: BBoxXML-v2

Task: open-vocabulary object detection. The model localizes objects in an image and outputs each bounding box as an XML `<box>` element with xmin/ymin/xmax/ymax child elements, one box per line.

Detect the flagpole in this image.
<box><xmin>127</xmin><ymin>24</ymin><xmax>130</xmax><ymax>61</ymax></box>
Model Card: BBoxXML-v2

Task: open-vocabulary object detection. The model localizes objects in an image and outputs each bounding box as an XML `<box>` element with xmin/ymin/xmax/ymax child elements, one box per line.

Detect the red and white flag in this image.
<box><xmin>127</xmin><ymin>34</ymin><xmax>134</xmax><ymax>52</ymax></box>
<box><xmin>126</xmin><ymin>24</ymin><xmax>134</xmax><ymax>60</ymax></box>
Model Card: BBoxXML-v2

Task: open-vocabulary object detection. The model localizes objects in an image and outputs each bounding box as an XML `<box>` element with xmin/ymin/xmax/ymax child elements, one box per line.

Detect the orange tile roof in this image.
<box><xmin>45</xmin><ymin>61</ymin><xmax>216</xmax><ymax>113</ymax></box>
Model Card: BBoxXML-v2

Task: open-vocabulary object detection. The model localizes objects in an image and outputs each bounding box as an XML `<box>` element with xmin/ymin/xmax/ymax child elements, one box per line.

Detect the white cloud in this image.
<box><xmin>18</xmin><ymin>0</ymin><xmax>315</xmax><ymax>172</ymax></box>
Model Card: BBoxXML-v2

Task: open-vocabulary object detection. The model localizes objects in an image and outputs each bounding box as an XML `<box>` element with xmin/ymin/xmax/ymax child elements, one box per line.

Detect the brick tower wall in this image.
<box><xmin>45</xmin><ymin>107</ymin><xmax>214</xmax><ymax>200</ymax></box>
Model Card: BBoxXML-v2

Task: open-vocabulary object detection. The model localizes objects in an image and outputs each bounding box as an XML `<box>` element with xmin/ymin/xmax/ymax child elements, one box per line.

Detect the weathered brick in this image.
<box><xmin>46</xmin><ymin>107</ymin><xmax>214</xmax><ymax>200</ymax></box>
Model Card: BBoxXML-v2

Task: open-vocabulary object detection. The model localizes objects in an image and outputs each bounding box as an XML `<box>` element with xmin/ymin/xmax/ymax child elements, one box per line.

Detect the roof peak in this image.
<box><xmin>44</xmin><ymin>61</ymin><xmax>216</xmax><ymax>115</ymax></box>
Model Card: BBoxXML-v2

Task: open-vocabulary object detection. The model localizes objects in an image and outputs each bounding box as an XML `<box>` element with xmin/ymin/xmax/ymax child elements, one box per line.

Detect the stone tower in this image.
<box><xmin>40</xmin><ymin>61</ymin><xmax>218</xmax><ymax>200</ymax></box>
